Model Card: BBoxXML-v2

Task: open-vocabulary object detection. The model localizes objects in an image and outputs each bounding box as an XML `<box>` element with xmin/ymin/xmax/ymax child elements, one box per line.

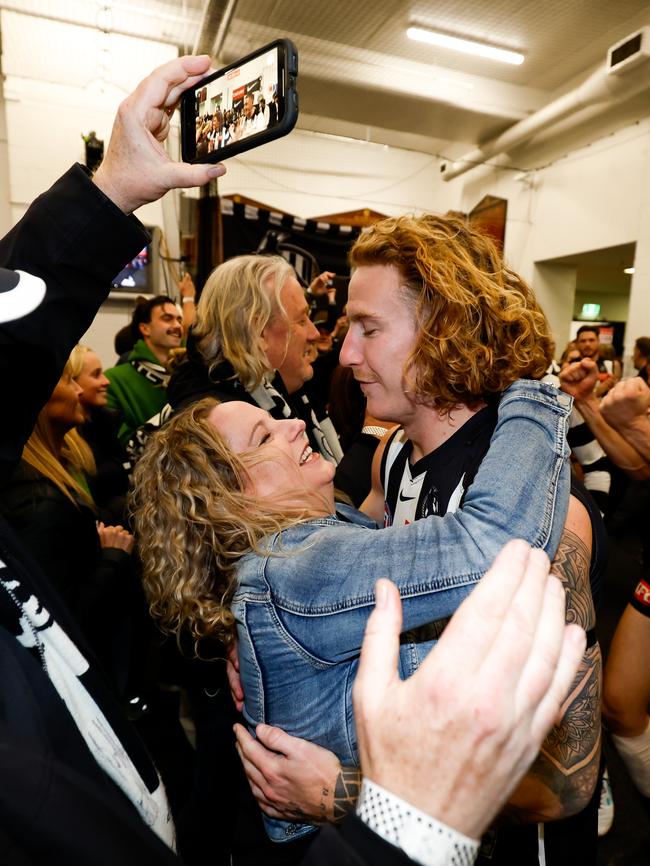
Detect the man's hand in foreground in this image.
<box><xmin>354</xmin><ymin>539</ymin><xmax>586</xmax><ymax>840</ymax></box>
<box><xmin>93</xmin><ymin>55</ymin><xmax>225</xmax><ymax>214</ymax></box>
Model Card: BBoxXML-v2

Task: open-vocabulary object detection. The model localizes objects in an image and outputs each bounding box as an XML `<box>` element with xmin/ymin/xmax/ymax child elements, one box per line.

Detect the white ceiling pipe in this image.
<box><xmin>440</xmin><ymin>32</ymin><xmax>650</xmax><ymax>182</ymax></box>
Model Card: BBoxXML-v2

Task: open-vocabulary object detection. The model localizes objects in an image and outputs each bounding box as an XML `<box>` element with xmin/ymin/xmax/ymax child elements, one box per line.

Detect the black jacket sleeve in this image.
<box><xmin>301</xmin><ymin>815</ymin><xmax>419</xmax><ymax>866</ymax></box>
<box><xmin>0</xmin><ymin>164</ymin><xmax>149</xmax><ymax>481</ymax></box>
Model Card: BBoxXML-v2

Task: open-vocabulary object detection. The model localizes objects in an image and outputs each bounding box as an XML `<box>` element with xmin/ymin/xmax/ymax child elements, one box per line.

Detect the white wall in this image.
<box><xmin>81</xmin><ymin>297</ymin><xmax>137</xmax><ymax>370</ymax></box>
<box><xmin>626</xmin><ymin>146</ymin><xmax>650</xmax><ymax>357</ymax></box>
<box><xmin>213</xmin><ymin>128</ymin><xmax>459</xmax><ymax>218</ymax></box>
<box><xmin>0</xmin><ymin>54</ymin><xmax>10</xmax><ymax>238</ymax></box>
<box><xmin>532</xmin><ymin>263</ymin><xmax>577</xmax><ymax>353</ymax></box>
<box><xmin>1</xmin><ymin>11</ymin><xmax>177</xmax><ymax>223</ymax></box>
<box><xmin>458</xmin><ymin>118</ymin><xmax>650</xmax><ymax>358</ymax></box>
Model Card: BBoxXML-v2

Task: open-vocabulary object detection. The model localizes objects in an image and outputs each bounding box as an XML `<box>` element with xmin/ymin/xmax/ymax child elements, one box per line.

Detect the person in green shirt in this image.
<box><xmin>105</xmin><ymin>295</ymin><xmax>182</xmax><ymax>444</ymax></box>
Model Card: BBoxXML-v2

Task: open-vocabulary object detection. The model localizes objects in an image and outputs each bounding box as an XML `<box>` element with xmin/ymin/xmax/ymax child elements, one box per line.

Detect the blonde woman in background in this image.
<box><xmin>0</xmin><ymin>345</ymin><xmax>135</xmax><ymax>691</ymax></box>
<box><xmin>74</xmin><ymin>343</ymin><xmax>130</xmax><ymax>524</ymax></box>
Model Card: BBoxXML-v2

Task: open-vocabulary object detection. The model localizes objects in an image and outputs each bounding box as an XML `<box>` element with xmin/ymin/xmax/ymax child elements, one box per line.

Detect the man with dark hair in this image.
<box><xmin>105</xmin><ymin>294</ymin><xmax>182</xmax><ymax>443</ymax></box>
<box><xmin>576</xmin><ymin>325</ymin><xmax>621</xmax><ymax>393</ymax></box>
<box><xmin>633</xmin><ymin>336</ymin><xmax>650</xmax><ymax>382</ymax></box>
<box><xmin>239</xmin><ymin>92</ymin><xmax>265</xmax><ymax>139</ymax></box>
<box><xmin>576</xmin><ymin>325</ymin><xmax>601</xmax><ymax>361</ymax></box>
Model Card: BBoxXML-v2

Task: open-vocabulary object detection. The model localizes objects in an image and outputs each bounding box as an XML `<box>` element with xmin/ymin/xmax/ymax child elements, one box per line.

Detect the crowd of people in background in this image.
<box><xmin>195</xmin><ymin>90</ymin><xmax>279</xmax><ymax>157</ymax></box>
<box><xmin>2</xmin><ymin>54</ymin><xmax>650</xmax><ymax>866</ymax></box>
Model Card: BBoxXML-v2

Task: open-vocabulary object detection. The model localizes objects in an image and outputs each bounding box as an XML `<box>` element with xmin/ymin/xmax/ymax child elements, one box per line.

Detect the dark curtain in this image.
<box><xmin>221</xmin><ymin>199</ymin><xmax>360</xmax><ymax>279</ymax></box>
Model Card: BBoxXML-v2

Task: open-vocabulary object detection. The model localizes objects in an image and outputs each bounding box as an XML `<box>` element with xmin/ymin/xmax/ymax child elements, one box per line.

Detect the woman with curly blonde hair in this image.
<box><xmin>133</xmin><ymin>369</ymin><xmax>571</xmax><ymax>842</ymax></box>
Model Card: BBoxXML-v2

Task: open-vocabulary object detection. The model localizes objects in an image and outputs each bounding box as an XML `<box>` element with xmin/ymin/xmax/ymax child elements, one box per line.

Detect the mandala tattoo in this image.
<box><xmin>521</xmin><ymin>524</ymin><xmax>603</xmax><ymax>816</ymax></box>
<box><xmin>542</xmin><ymin>647</ymin><xmax>602</xmax><ymax>774</ymax></box>
<box><xmin>550</xmin><ymin>527</ymin><xmax>595</xmax><ymax>629</ymax></box>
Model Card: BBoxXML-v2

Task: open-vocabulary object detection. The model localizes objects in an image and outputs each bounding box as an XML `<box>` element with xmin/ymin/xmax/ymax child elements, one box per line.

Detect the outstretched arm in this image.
<box><xmin>560</xmin><ymin>359</ymin><xmax>650</xmax><ymax>479</ymax></box>
<box><xmin>179</xmin><ymin>272</ymin><xmax>197</xmax><ymax>334</ymax></box>
<box><xmin>234</xmin><ymin>522</ymin><xmax>593</xmax><ymax>828</ymax></box>
<box><xmin>0</xmin><ymin>55</ymin><xmax>225</xmax><ymax>480</ymax></box>
<box><xmin>600</xmin><ymin>377</ymin><xmax>650</xmax><ymax>466</ymax></box>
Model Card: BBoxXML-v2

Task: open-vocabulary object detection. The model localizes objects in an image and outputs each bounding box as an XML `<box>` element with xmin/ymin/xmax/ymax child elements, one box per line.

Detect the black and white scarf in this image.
<box><xmin>0</xmin><ymin>563</ymin><xmax>175</xmax><ymax>848</ymax></box>
<box><xmin>130</xmin><ymin>358</ymin><xmax>170</xmax><ymax>388</ymax></box>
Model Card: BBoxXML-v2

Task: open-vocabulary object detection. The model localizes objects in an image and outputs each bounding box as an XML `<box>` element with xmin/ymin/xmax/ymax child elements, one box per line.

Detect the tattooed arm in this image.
<box><xmin>233</xmin><ymin>722</ymin><xmax>357</xmax><ymax>824</ymax></box>
<box><xmin>502</xmin><ymin>495</ymin><xmax>602</xmax><ymax>822</ymax></box>
<box><xmin>233</xmin><ymin>498</ymin><xmax>600</xmax><ymax>827</ymax></box>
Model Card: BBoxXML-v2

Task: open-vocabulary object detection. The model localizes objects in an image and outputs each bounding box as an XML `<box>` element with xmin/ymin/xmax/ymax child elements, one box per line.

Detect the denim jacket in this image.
<box><xmin>231</xmin><ymin>380</ymin><xmax>572</xmax><ymax>841</ymax></box>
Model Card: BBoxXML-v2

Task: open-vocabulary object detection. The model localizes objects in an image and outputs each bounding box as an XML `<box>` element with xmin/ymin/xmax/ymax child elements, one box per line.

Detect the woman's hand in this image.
<box><xmin>97</xmin><ymin>522</ymin><xmax>134</xmax><ymax>554</ymax></box>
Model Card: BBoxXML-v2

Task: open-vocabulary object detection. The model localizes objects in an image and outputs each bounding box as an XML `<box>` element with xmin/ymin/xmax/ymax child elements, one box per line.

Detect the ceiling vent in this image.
<box><xmin>441</xmin><ymin>27</ymin><xmax>650</xmax><ymax>181</ymax></box>
<box><xmin>607</xmin><ymin>27</ymin><xmax>650</xmax><ymax>75</ymax></box>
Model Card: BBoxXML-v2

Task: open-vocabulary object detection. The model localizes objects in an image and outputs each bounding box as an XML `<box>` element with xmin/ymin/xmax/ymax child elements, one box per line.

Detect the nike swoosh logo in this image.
<box><xmin>398</xmin><ymin>491</ymin><xmax>415</xmax><ymax>502</ymax></box>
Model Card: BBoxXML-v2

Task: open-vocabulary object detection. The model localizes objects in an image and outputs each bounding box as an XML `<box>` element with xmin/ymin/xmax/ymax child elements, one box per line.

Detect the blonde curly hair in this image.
<box><xmin>131</xmin><ymin>397</ymin><xmax>319</xmax><ymax>650</ymax></box>
<box><xmin>349</xmin><ymin>214</ymin><xmax>553</xmax><ymax>412</ymax></box>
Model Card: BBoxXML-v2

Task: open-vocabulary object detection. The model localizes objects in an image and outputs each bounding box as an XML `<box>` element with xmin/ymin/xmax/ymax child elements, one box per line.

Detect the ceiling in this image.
<box><xmin>2</xmin><ymin>0</ymin><xmax>650</xmax><ymax>163</ymax></box>
<box><xmin>1</xmin><ymin>2</ymin><xmax>644</xmax><ymax>324</ymax></box>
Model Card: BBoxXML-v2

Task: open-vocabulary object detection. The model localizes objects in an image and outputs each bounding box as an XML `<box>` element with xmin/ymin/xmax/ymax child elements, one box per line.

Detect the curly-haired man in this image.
<box><xmin>237</xmin><ymin>214</ymin><xmax>604</xmax><ymax>866</ymax></box>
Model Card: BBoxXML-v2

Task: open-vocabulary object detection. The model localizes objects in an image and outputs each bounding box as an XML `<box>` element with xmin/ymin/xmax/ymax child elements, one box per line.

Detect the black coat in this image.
<box><xmin>81</xmin><ymin>405</ymin><xmax>129</xmax><ymax>524</ymax></box>
<box><xmin>0</xmin><ymin>461</ymin><xmax>133</xmax><ymax>687</ymax></box>
<box><xmin>0</xmin><ymin>164</ymin><xmax>175</xmax><ymax>865</ymax></box>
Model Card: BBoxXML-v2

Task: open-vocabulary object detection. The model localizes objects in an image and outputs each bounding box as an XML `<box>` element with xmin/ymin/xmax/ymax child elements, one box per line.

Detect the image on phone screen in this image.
<box><xmin>194</xmin><ymin>46</ymin><xmax>286</xmax><ymax>159</ymax></box>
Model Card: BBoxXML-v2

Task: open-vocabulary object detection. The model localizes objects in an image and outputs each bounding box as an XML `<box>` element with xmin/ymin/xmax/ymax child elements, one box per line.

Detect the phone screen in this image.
<box><xmin>193</xmin><ymin>45</ymin><xmax>286</xmax><ymax>160</ymax></box>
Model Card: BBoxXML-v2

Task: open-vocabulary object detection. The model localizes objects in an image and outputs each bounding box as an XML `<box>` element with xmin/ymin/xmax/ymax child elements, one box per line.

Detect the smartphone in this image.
<box><xmin>181</xmin><ymin>39</ymin><xmax>298</xmax><ymax>164</ymax></box>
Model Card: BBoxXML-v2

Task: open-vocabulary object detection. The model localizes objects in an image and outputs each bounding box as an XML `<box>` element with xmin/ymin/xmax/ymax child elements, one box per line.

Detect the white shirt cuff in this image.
<box><xmin>356</xmin><ymin>778</ymin><xmax>479</xmax><ymax>866</ymax></box>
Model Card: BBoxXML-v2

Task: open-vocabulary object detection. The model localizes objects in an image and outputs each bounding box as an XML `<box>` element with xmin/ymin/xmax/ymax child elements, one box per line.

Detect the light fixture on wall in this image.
<box><xmin>406</xmin><ymin>26</ymin><xmax>525</xmax><ymax>65</ymax></box>
<box><xmin>623</xmin><ymin>267</ymin><xmax>635</xmax><ymax>274</ymax></box>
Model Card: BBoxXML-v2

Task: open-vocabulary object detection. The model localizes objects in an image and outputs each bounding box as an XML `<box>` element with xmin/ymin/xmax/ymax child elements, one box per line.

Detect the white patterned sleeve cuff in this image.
<box><xmin>356</xmin><ymin>778</ymin><xmax>479</xmax><ymax>866</ymax></box>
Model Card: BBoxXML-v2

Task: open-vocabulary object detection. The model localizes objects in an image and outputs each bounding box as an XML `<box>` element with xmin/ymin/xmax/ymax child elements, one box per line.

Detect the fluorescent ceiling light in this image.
<box><xmin>407</xmin><ymin>27</ymin><xmax>525</xmax><ymax>66</ymax></box>
<box><xmin>623</xmin><ymin>267</ymin><xmax>635</xmax><ymax>274</ymax></box>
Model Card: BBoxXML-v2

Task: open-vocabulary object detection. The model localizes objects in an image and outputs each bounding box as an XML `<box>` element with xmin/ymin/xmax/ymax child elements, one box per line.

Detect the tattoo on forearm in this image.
<box><xmin>510</xmin><ymin>526</ymin><xmax>602</xmax><ymax>820</ymax></box>
<box><xmin>541</xmin><ymin>645</ymin><xmax>602</xmax><ymax>775</ymax></box>
<box><xmin>330</xmin><ymin>766</ymin><xmax>362</xmax><ymax>822</ymax></box>
<box><xmin>550</xmin><ymin>527</ymin><xmax>595</xmax><ymax>630</ymax></box>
